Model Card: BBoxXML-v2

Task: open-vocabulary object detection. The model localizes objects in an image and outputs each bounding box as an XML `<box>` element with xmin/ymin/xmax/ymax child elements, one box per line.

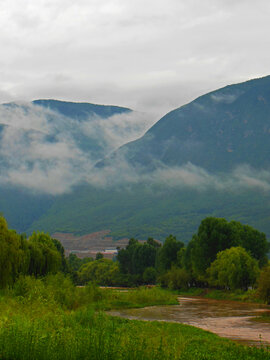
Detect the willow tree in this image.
<box><xmin>28</xmin><ymin>232</ymin><xmax>62</xmax><ymax>276</ymax></box>
<box><xmin>0</xmin><ymin>217</ymin><xmax>25</xmax><ymax>288</ymax></box>
<box><xmin>207</xmin><ymin>246</ymin><xmax>259</xmax><ymax>290</ymax></box>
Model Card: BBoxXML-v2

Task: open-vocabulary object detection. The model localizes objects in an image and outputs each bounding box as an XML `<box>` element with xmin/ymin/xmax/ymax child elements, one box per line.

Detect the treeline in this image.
<box><xmin>73</xmin><ymin>217</ymin><xmax>270</xmax><ymax>303</ymax></box>
<box><xmin>1</xmin><ymin>215</ymin><xmax>270</xmax><ymax>303</ymax></box>
<box><xmin>0</xmin><ymin>217</ymin><xmax>67</xmax><ymax>288</ymax></box>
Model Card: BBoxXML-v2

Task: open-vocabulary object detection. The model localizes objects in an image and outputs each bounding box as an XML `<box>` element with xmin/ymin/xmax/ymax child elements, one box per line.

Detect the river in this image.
<box><xmin>108</xmin><ymin>296</ymin><xmax>270</xmax><ymax>346</ymax></box>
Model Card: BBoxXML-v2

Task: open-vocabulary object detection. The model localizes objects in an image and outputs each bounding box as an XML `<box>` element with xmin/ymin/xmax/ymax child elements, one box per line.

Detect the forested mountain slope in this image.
<box><xmin>101</xmin><ymin>76</ymin><xmax>270</xmax><ymax>171</ymax></box>
<box><xmin>27</xmin><ymin>76</ymin><xmax>270</xmax><ymax>241</ymax></box>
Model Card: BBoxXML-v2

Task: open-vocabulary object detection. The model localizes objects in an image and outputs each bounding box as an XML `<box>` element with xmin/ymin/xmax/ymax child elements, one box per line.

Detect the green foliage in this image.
<box><xmin>0</xmin><ymin>217</ymin><xmax>70</xmax><ymax>288</ymax></box>
<box><xmin>18</xmin><ymin>175</ymin><xmax>270</xmax><ymax>245</ymax></box>
<box><xmin>257</xmin><ymin>266</ymin><xmax>270</xmax><ymax>304</ymax></box>
<box><xmin>67</xmin><ymin>253</ymin><xmax>93</xmax><ymax>272</ymax></box>
<box><xmin>95</xmin><ymin>252</ymin><xmax>104</xmax><ymax>260</ymax></box>
<box><xmin>207</xmin><ymin>247</ymin><xmax>260</xmax><ymax>290</ymax></box>
<box><xmin>159</xmin><ymin>267</ymin><xmax>191</xmax><ymax>290</ymax></box>
<box><xmin>156</xmin><ymin>235</ymin><xmax>184</xmax><ymax>273</ymax></box>
<box><xmin>28</xmin><ymin>232</ymin><xmax>62</xmax><ymax>276</ymax></box>
<box><xmin>78</xmin><ymin>259</ymin><xmax>120</xmax><ymax>286</ymax></box>
<box><xmin>117</xmin><ymin>238</ymin><xmax>160</xmax><ymax>284</ymax></box>
<box><xmin>52</xmin><ymin>238</ymin><xmax>69</xmax><ymax>272</ymax></box>
<box><xmin>190</xmin><ymin>217</ymin><xmax>269</xmax><ymax>278</ymax></box>
<box><xmin>0</xmin><ymin>217</ymin><xmax>26</xmax><ymax>288</ymax></box>
<box><xmin>143</xmin><ymin>267</ymin><xmax>157</xmax><ymax>284</ymax></box>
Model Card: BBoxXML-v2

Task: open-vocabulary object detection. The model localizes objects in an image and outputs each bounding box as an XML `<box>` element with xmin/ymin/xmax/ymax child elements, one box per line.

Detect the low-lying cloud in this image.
<box><xmin>0</xmin><ymin>102</ymin><xmax>270</xmax><ymax>195</ymax></box>
<box><xmin>0</xmin><ymin>102</ymin><xmax>155</xmax><ymax>194</ymax></box>
<box><xmin>84</xmin><ymin>161</ymin><xmax>270</xmax><ymax>193</ymax></box>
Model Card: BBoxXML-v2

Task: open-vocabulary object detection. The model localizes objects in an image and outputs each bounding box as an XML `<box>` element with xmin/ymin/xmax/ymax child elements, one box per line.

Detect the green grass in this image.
<box><xmin>0</xmin><ymin>306</ymin><xmax>269</xmax><ymax>360</ymax></box>
<box><xmin>5</xmin><ymin>274</ymin><xmax>178</xmax><ymax>312</ymax></box>
<box><xmin>0</xmin><ymin>275</ymin><xmax>269</xmax><ymax>360</ymax></box>
<box><xmin>176</xmin><ymin>287</ymin><xmax>263</xmax><ymax>304</ymax></box>
<box><xmin>100</xmin><ymin>286</ymin><xmax>178</xmax><ymax>310</ymax></box>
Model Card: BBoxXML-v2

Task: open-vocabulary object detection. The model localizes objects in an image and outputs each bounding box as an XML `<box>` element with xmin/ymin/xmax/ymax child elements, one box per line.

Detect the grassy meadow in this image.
<box><xmin>0</xmin><ymin>274</ymin><xmax>269</xmax><ymax>360</ymax></box>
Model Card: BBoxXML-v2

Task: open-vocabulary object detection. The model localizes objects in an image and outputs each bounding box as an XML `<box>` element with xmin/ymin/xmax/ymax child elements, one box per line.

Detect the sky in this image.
<box><xmin>1</xmin><ymin>0</ymin><xmax>270</xmax><ymax>118</ymax></box>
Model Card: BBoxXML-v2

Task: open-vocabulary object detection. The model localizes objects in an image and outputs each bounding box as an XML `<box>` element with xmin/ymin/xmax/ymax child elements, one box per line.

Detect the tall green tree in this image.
<box><xmin>132</xmin><ymin>243</ymin><xmax>158</xmax><ymax>275</ymax></box>
<box><xmin>28</xmin><ymin>232</ymin><xmax>62</xmax><ymax>276</ymax></box>
<box><xmin>207</xmin><ymin>246</ymin><xmax>259</xmax><ymax>290</ymax></box>
<box><xmin>117</xmin><ymin>238</ymin><xmax>139</xmax><ymax>274</ymax></box>
<box><xmin>117</xmin><ymin>238</ymin><xmax>160</xmax><ymax>283</ymax></box>
<box><xmin>0</xmin><ymin>217</ymin><xmax>25</xmax><ymax>288</ymax></box>
<box><xmin>190</xmin><ymin>217</ymin><xmax>269</xmax><ymax>278</ymax></box>
<box><xmin>156</xmin><ymin>235</ymin><xmax>184</xmax><ymax>273</ymax></box>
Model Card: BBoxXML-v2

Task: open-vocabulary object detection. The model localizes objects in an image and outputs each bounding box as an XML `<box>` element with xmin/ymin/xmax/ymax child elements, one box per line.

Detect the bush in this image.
<box><xmin>158</xmin><ymin>267</ymin><xmax>191</xmax><ymax>290</ymax></box>
<box><xmin>257</xmin><ymin>266</ymin><xmax>270</xmax><ymax>304</ymax></box>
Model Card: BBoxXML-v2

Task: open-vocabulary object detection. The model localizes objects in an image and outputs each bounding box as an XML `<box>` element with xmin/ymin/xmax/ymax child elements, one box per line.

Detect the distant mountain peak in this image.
<box><xmin>108</xmin><ymin>75</ymin><xmax>270</xmax><ymax>172</ymax></box>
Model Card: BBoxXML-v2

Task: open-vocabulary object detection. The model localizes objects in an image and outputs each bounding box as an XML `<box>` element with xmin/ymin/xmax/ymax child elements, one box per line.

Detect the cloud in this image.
<box><xmin>0</xmin><ymin>102</ymin><xmax>270</xmax><ymax>196</ymax></box>
<box><xmin>82</xmin><ymin>159</ymin><xmax>270</xmax><ymax>194</ymax></box>
<box><xmin>1</xmin><ymin>0</ymin><xmax>270</xmax><ymax>117</ymax></box>
<box><xmin>80</xmin><ymin>110</ymin><xmax>156</xmax><ymax>152</ymax></box>
<box><xmin>0</xmin><ymin>102</ymin><xmax>155</xmax><ymax>194</ymax></box>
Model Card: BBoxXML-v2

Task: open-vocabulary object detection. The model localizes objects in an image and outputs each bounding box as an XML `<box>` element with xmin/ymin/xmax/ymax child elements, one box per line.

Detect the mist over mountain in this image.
<box><xmin>0</xmin><ymin>99</ymin><xmax>155</xmax><ymax>193</ymax></box>
<box><xmin>1</xmin><ymin>77</ymin><xmax>270</xmax><ymax>241</ymax></box>
<box><xmin>0</xmin><ymin>100</ymin><xmax>153</xmax><ymax>231</ymax></box>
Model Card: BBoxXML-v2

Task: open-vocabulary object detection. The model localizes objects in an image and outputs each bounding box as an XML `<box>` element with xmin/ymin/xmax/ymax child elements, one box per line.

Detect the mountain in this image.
<box><xmin>27</xmin><ymin>76</ymin><xmax>270</xmax><ymax>242</ymax></box>
<box><xmin>1</xmin><ymin>77</ymin><xmax>270</xmax><ymax>243</ymax></box>
<box><xmin>101</xmin><ymin>76</ymin><xmax>270</xmax><ymax>172</ymax></box>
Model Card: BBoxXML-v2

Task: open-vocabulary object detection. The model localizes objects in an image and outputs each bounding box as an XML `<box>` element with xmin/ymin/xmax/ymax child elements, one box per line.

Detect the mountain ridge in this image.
<box><xmin>101</xmin><ymin>75</ymin><xmax>270</xmax><ymax>172</ymax></box>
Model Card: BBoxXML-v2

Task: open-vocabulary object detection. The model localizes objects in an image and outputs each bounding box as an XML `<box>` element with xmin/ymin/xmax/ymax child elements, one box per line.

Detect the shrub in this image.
<box><xmin>257</xmin><ymin>265</ymin><xmax>270</xmax><ymax>304</ymax></box>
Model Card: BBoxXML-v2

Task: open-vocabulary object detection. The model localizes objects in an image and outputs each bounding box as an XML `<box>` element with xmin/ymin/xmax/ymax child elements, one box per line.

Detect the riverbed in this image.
<box><xmin>108</xmin><ymin>296</ymin><xmax>270</xmax><ymax>346</ymax></box>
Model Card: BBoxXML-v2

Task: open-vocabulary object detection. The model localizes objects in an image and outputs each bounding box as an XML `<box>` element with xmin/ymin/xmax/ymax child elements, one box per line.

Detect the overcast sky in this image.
<box><xmin>1</xmin><ymin>0</ymin><xmax>270</xmax><ymax>118</ymax></box>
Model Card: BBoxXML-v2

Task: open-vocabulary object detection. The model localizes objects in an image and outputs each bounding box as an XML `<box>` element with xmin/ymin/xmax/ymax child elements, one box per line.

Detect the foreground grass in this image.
<box><xmin>0</xmin><ymin>305</ymin><xmax>269</xmax><ymax>360</ymax></box>
<box><xmin>0</xmin><ymin>275</ymin><xmax>269</xmax><ymax>360</ymax></box>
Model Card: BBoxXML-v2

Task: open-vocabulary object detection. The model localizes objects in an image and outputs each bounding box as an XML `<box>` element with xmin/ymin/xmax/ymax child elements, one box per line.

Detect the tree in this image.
<box><xmin>0</xmin><ymin>217</ymin><xmax>25</xmax><ymax>288</ymax></box>
<box><xmin>156</xmin><ymin>235</ymin><xmax>184</xmax><ymax>273</ymax></box>
<box><xmin>52</xmin><ymin>238</ymin><xmax>69</xmax><ymax>273</ymax></box>
<box><xmin>234</xmin><ymin>223</ymin><xmax>269</xmax><ymax>267</ymax></box>
<box><xmin>117</xmin><ymin>238</ymin><xmax>159</xmax><ymax>280</ymax></box>
<box><xmin>190</xmin><ymin>217</ymin><xmax>238</xmax><ymax>277</ymax></box>
<box><xmin>257</xmin><ymin>266</ymin><xmax>270</xmax><ymax>304</ymax></box>
<box><xmin>117</xmin><ymin>238</ymin><xmax>139</xmax><ymax>274</ymax></box>
<box><xmin>143</xmin><ymin>267</ymin><xmax>157</xmax><ymax>284</ymax></box>
<box><xmin>78</xmin><ymin>258</ymin><xmax>120</xmax><ymax>286</ymax></box>
<box><xmin>207</xmin><ymin>246</ymin><xmax>259</xmax><ymax>290</ymax></box>
<box><xmin>158</xmin><ymin>267</ymin><xmax>191</xmax><ymax>290</ymax></box>
<box><xmin>28</xmin><ymin>232</ymin><xmax>62</xmax><ymax>276</ymax></box>
<box><xmin>132</xmin><ymin>243</ymin><xmax>157</xmax><ymax>275</ymax></box>
<box><xmin>190</xmin><ymin>217</ymin><xmax>269</xmax><ymax>278</ymax></box>
<box><xmin>67</xmin><ymin>253</ymin><xmax>93</xmax><ymax>271</ymax></box>
<box><xmin>146</xmin><ymin>237</ymin><xmax>161</xmax><ymax>248</ymax></box>
<box><xmin>95</xmin><ymin>252</ymin><xmax>104</xmax><ymax>260</ymax></box>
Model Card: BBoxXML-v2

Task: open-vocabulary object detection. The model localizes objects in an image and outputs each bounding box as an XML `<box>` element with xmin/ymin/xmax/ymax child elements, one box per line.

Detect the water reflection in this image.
<box><xmin>108</xmin><ymin>296</ymin><xmax>270</xmax><ymax>346</ymax></box>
